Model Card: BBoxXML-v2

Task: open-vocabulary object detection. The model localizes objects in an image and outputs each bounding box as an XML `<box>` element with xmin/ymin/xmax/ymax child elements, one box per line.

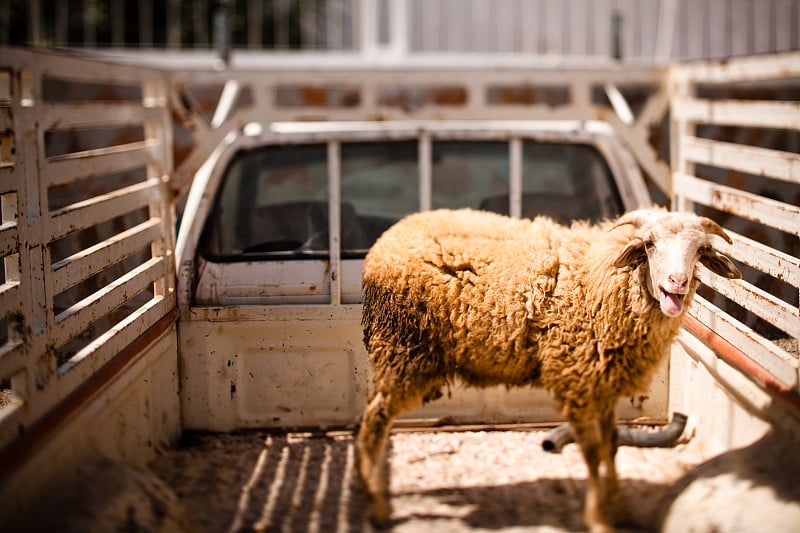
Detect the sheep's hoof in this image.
<box><xmin>366</xmin><ymin>493</ymin><xmax>392</xmax><ymax>529</ymax></box>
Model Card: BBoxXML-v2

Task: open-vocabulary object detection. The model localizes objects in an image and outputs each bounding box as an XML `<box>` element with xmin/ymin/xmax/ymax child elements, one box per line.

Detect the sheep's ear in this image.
<box><xmin>699</xmin><ymin>249</ymin><xmax>741</xmax><ymax>279</ymax></box>
<box><xmin>613</xmin><ymin>238</ymin><xmax>646</xmax><ymax>268</ymax></box>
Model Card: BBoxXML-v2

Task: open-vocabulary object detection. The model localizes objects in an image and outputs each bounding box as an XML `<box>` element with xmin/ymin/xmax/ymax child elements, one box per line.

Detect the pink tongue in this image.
<box><xmin>663</xmin><ymin>292</ymin><xmax>683</xmax><ymax>315</ymax></box>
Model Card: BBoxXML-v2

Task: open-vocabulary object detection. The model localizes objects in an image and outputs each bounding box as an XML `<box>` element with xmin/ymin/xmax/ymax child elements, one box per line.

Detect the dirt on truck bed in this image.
<box><xmin>147</xmin><ymin>427</ymin><xmax>709</xmax><ymax>533</ymax></box>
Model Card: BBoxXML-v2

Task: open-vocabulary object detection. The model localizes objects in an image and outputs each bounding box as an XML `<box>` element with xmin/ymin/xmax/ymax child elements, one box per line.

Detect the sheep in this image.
<box><xmin>355</xmin><ymin>207</ymin><xmax>741</xmax><ymax>532</ymax></box>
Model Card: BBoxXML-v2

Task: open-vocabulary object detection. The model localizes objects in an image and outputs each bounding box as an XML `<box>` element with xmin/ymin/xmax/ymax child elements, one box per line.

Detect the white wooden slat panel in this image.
<box><xmin>0</xmin><ymin>47</ymin><xmax>175</xmax><ymax>449</ymax></box>
<box><xmin>43</xmin><ymin>141</ymin><xmax>151</xmax><ymax>187</ymax></box>
<box><xmin>0</xmin><ymin>222</ymin><xmax>18</xmax><ymax>258</ymax></box>
<box><xmin>0</xmin><ymin>340</ymin><xmax>25</xmax><ymax>384</ymax></box>
<box><xmin>4</xmin><ymin>50</ymin><xmax>162</xmax><ymax>85</ymax></box>
<box><xmin>715</xmin><ymin>229</ymin><xmax>800</xmax><ymax>289</ymax></box>
<box><xmin>0</xmin><ymin>280</ymin><xmax>20</xmax><ymax>321</ymax></box>
<box><xmin>42</xmin><ymin>103</ymin><xmax>150</xmax><ymax>130</ymax></box>
<box><xmin>52</xmin><ymin>256</ymin><xmax>164</xmax><ymax>348</ymax></box>
<box><xmin>683</xmin><ymin>136</ymin><xmax>800</xmax><ymax>184</ymax></box>
<box><xmin>673</xmin><ymin>172</ymin><xmax>800</xmax><ymax>235</ymax></box>
<box><xmin>691</xmin><ymin>295</ymin><xmax>798</xmax><ymax>388</ymax></box>
<box><xmin>51</xmin><ymin>219</ymin><xmax>162</xmax><ymax>294</ymax></box>
<box><xmin>697</xmin><ymin>268</ymin><xmax>800</xmax><ymax>338</ymax></box>
<box><xmin>46</xmin><ymin>178</ymin><xmax>161</xmax><ymax>242</ymax></box>
<box><xmin>672</xmin><ymin>51</ymin><xmax>800</xmax><ymax>83</ymax></box>
<box><xmin>57</xmin><ymin>295</ymin><xmax>167</xmax><ymax>378</ymax></box>
<box><xmin>672</xmin><ymin>97</ymin><xmax>800</xmax><ymax>130</ymax></box>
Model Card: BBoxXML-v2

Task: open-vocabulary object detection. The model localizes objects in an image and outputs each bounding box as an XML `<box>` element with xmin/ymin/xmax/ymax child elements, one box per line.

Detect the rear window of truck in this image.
<box><xmin>199</xmin><ymin>139</ymin><xmax>622</xmax><ymax>261</ymax></box>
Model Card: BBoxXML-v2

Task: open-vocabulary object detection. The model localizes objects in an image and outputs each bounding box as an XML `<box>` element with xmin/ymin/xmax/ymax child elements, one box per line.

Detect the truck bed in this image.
<box><xmin>148</xmin><ymin>427</ymin><xmax>709</xmax><ymax>532</ymax></box>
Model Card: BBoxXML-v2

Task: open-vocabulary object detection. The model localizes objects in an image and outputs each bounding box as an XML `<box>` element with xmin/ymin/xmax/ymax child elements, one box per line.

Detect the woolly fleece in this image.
<box><xmin>361</xmin><ymin>208</ymin><xmax>690</xmax><ymax>422</ymax></box>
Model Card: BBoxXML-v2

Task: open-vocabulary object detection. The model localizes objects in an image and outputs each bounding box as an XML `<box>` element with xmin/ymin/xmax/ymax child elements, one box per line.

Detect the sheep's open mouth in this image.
<box><xmin>659</xmin><ymin>287</ymin><xmax>685</xmax><ymax>316</ymax></box>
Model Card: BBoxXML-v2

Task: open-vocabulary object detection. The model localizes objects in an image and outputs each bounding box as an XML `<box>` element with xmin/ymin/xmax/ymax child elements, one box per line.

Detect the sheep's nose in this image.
<box><xmin>668</xmin><ymin>273</ymin><xmax>688</xmax><ymax>291</ymax></box>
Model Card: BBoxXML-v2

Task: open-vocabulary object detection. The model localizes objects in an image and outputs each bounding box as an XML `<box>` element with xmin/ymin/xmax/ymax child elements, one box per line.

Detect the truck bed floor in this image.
<box><xmin>149</xmin><ymin>427</ymin><xmax>709</xmax><ymax>532</ymax></box>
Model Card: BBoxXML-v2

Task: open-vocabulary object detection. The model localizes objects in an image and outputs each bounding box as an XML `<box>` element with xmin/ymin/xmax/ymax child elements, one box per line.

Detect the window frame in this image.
<box><xmin>176</xmin><ymin>120</ymin><xmax>652</xmax><ymax>308</ymax></box>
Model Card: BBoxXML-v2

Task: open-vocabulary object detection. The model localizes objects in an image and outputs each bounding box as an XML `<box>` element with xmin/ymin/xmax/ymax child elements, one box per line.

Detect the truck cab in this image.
<box><xmin>174</xmin><ymin>118</ymin><xmax>663</xmax><ymax>431</ymax></box>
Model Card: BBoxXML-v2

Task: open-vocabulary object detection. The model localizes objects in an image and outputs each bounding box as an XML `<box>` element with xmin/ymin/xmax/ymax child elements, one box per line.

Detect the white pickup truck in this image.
<box><xmin>174</xmin><ymin>118</ymin><xmax>665</xmax><ymax>431</ymax></box>
<box><xmin>0</xmin><ymin>48</ymin><xmax>797</xmax><ymax>531</ymax></box>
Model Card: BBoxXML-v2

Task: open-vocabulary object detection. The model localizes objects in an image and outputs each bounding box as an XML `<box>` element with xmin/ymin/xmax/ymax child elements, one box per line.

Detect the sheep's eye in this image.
<box><xmin>644</xmin><ymin>240</ymin><xmax>655</xmax><ymax>251</ymax></box>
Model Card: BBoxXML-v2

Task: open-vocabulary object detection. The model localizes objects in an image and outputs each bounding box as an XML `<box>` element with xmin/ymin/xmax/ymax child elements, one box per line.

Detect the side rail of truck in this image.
<box><xmin>668</xmin><ymin>51</ymin><xmax>800</xmax><ymax>450</ymax></box>
<box><xmin>0</xmin><ymin>48</ymin><xmax>180</xmax><ymax>500</ymax></box>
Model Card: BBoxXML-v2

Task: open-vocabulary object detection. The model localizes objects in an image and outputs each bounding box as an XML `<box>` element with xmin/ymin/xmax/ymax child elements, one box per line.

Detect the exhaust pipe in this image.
<box><xmin>542</xmin><ymin>412</ymin><xmax>689</xmax><ymax>453</ymax></box>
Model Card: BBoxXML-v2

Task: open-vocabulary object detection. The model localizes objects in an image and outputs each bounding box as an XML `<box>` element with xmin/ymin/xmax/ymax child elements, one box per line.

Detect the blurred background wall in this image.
<box><xmin>2</xmin><ymin>0</ymin><xmax>799</xmax><ymax>63</ymax></box>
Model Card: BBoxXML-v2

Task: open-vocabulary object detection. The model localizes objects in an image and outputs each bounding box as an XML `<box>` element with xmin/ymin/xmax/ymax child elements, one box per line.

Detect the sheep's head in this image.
<box><xmin>612</xmin><ymin>209</ymin><xmax>741</xmax><ymax>317</ymax></box>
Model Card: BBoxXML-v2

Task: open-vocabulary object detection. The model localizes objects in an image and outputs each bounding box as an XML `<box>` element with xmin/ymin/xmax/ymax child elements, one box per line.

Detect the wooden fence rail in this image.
<box><xmin>0</xmin><ymin>48</ymin><xmax>175</xmax><ymax>450</ymax></box>
<box><xmin>670</xmin><ymin>50</ymin><xmax>800</xmax><ymax>393</ymax></box>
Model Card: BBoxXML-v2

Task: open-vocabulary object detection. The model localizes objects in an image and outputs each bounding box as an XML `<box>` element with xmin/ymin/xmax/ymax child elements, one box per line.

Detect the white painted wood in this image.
<box><xmin>328</xmin><ymin>140</ymin><xmax>342</xmax><ymax>305</ymax></box>
<box><xmin>46</xmin><ymin>179</ymin><xmax>162</xmax><ymax>241</ymax></box>
<box><xmin>697</xmin><ymin>267</ymin><xmax>800</xmax><ymax>339</ymax></box>
<box><xmin>50</xmin><ymin>219</ymin><xmax>163</xmax><ymax>293</ymax></box>
<box><xmin>714</xmin><ymin>229</ymin><xmax>800</xmax><ymax>288</ymax></box>
<box><xmin>179</xmin><ymin>304</ymin><xmax>670</xmax><ymax>431</ymax></box>
<box><xmin>672</xmin><ymin>97</ymin><xmax>800</xmax><ymax>130</ymax></box>
<box><xmin>671</xmin><ymin>52</ymin><xmax>800</xmax><ymax>396</ymax></box>
<box><xmin>43</xmin><ymin>142</ymin><xmax>151</xmax><ymax>188</ymax></box>
<box><xmin>690</xmin><ymin>296</ymin><xmax>798</xmax><ymax>388</ymax></box>
<box><xmin>0</xmin><ymin>49</ymin><xmax>175</xmax><ymax>450</ymax></box>
<box><xmin>683</xmin><ymin>136</ymin><xmax>800</xmax><ymax>184</ymax></box>
<box><xmin>509</xmin><ymin>137</ymin><xmax>522</xmax><ymax>218</ymax></box>
<box><xmin>673</xmin><ymin>172</ymin><xmax>800</xmax><ymax>236</ymax></box>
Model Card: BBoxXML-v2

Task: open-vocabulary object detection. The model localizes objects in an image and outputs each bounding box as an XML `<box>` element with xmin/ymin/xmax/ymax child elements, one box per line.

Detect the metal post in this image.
<box><xmin>419</xmin><ymin>132</ymin><xmax>431</xmax><ymax>211</ymax></box>
<box><xmin>214</xmin><ymin>2</ymin><xmax>231</xmax><ymax>66</ymax></box>
<box><xmin>328</xmin><ymin>141</ymin><xmax>341</xmax><ymax>305</ymax></box>
<box><xmin>612</xmin><ymin>11</ymin><xmax>623</xmax><ymax>61</ymax></box>
<box><xmin>509</xmin><ymin>138</ymin><xmax>522</xmax><ymax>218</ymax></box>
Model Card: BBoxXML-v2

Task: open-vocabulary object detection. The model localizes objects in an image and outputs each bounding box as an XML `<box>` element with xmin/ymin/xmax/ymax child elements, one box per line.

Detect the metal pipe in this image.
<box><xmin>542</xmin><ymin>411</ymin><xmax>689</xmax><ymax>453</ymax></box>
<box><xmin>541</xmin><ymin>423</ymin><xmax>573</xmax><ymax>453</ymax></box>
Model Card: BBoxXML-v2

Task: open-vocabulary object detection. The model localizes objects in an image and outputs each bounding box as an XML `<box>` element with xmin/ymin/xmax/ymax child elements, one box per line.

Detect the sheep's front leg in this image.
<box><xmin>356</xmin><ymin>391</ymin><xmax>395</xmax><ymax>526</ymax></box>
<box><xmin>573</xmin><ymin>421</ymin><xmax>614</xmax><ymax>533</ymax></box>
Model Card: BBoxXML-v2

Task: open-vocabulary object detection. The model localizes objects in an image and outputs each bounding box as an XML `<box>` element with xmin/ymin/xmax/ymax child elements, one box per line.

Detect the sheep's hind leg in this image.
<box><xmin>356</xmin><ymin>391</ymin><xmax>396</xmax><ymax>527</ymax></box>
<box><xmin>573</xmin><ymin>420</ymin><xmax>615</xmax><ymax>533</ymax></box>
